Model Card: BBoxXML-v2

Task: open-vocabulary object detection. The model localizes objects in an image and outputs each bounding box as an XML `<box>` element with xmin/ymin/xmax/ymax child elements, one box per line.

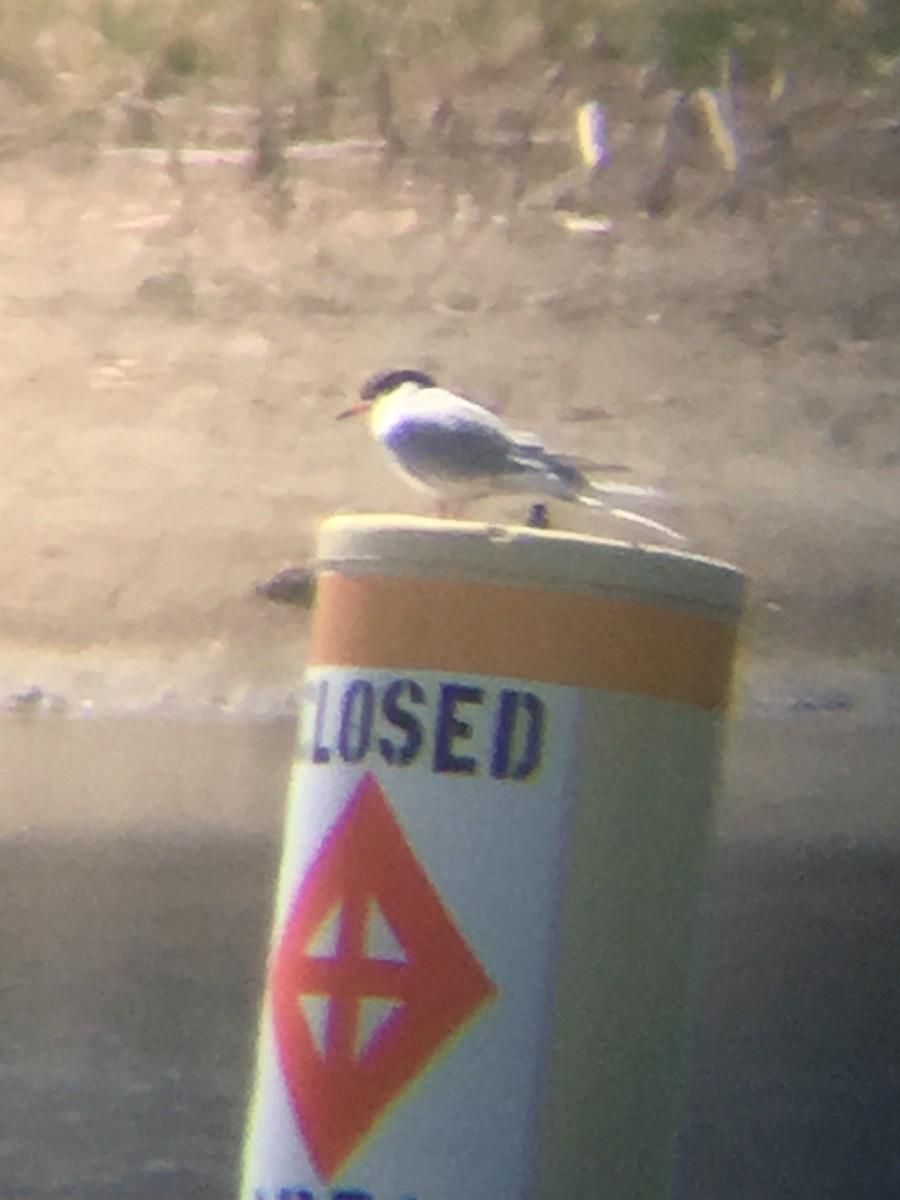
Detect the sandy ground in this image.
<box><xmin>1</xmin><ymin>143</ymin><xmax>899</xmax><ymax>708</ymax></box>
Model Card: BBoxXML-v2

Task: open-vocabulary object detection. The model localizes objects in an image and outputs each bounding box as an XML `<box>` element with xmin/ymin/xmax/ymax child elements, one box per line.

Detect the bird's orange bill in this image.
<box><xmin>336</xmin><ymin>401</ymin><xmax>371</xmax><ymax>420</ymax></box>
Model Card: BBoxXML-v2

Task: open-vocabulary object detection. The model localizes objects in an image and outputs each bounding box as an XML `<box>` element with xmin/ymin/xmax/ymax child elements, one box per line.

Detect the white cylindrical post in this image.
<box><xmin>241</xmin><ymin>515</ymin><xmax>744</xmax><ymax>1200</ymax></box>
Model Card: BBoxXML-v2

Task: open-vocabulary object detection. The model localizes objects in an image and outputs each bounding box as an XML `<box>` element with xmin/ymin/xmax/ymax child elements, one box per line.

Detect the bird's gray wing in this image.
<box><xmin>548</xmin><ymin>451</ymin><xmax>633</xmax><ymax>474</ymax></box>
<box><xmin>508</xmin><ymin>431</ymin><xmax>631</xmax><ymax>476</ymax></box>
<box><xmin>507</xmin><ymin>439</ymin><xmax>587</xmax><ymax>492</ymax></box>
<box><xmin>510</xmin><ymin>440</ymin><xmax>660</xmax><ymax>501</ymax></box>
<box><xmin>382</xmin><ymin>415</ymin><xmax>528</xmax><ymax>483</ymax></box>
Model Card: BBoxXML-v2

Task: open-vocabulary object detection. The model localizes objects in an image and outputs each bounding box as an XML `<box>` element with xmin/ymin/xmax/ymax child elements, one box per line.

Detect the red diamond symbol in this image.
<box><xmin>270</xmin><ymin>772</ymin><xmax>496</xmax><ymax>1181</ymax></box>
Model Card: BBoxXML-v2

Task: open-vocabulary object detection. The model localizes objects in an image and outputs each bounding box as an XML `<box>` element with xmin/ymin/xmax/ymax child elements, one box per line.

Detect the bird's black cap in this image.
<box><xmin>360</xmin><ymin>367</ymin><xmax>436</xmax><ymax>401</ymax></box>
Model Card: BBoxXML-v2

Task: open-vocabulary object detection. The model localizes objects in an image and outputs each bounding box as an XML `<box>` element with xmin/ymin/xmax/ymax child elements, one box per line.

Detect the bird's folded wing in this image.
<box><xmin>383</xmin><ymin>415</ymin><xmax>528</xmax><ymax>479</ymax></box>
<box><xmin>508</xmin><ymin>434</ymin><xmax>634</xmax><ymax>478</ymax></box>
<box><xmin>548</xmin><ymin>451</ymin><xmax>633</xmax><ymax>475</ymax></box>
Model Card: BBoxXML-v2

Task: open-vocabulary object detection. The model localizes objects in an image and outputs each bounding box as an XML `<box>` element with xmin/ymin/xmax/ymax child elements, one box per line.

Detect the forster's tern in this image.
<box><xmin>338</xmin><ymin>367</ymin><xmax>684</xmax><ymax>540</ymax></box>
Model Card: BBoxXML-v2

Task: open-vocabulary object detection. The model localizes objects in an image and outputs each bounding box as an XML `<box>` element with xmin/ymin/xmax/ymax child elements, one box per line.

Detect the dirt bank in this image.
<box><xmin>2</xmin><ymin>147</ymin><xmax>898</xmax><ymax>705</ymax></box>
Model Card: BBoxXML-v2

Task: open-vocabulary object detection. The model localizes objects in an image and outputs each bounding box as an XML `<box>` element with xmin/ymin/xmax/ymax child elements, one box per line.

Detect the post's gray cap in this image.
<box><xmin>317</xmin><ymin>515</ymin><xmax>744</xmax><ymax>623</ymax></box>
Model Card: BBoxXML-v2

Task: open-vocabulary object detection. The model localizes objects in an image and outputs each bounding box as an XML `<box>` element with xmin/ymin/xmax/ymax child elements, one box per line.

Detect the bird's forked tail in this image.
<box><xmin>578</xmin><ymin>479</ymin><xmax>687</xmax><ymax>542</ymax></box>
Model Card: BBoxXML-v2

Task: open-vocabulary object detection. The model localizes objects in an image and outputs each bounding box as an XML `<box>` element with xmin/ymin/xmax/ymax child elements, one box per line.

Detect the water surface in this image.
<box><xmin>1</xmin><ymin>704</ymin><xmax>898</xmax><ymax>1198</ymax></box>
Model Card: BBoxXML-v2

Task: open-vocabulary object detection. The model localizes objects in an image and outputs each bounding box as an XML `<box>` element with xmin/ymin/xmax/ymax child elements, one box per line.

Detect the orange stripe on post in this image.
<box><xmin>309</xmin><ymin>572</ymin><xmax>738</xmax><ymax>712</ymax></box>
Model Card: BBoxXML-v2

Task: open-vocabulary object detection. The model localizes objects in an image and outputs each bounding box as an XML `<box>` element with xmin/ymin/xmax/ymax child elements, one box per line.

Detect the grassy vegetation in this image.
<box><xmin>0</xmin><ymin>0</ymin><xmax>895</xmax><ymax>124</ymax></box>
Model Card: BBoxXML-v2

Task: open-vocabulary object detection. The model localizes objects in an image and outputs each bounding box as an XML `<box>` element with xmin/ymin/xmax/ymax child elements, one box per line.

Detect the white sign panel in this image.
<box><xmin>242</xmin><ymin>665</ymin><xmax>580</xmax><ymax>1200</ymax></box>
